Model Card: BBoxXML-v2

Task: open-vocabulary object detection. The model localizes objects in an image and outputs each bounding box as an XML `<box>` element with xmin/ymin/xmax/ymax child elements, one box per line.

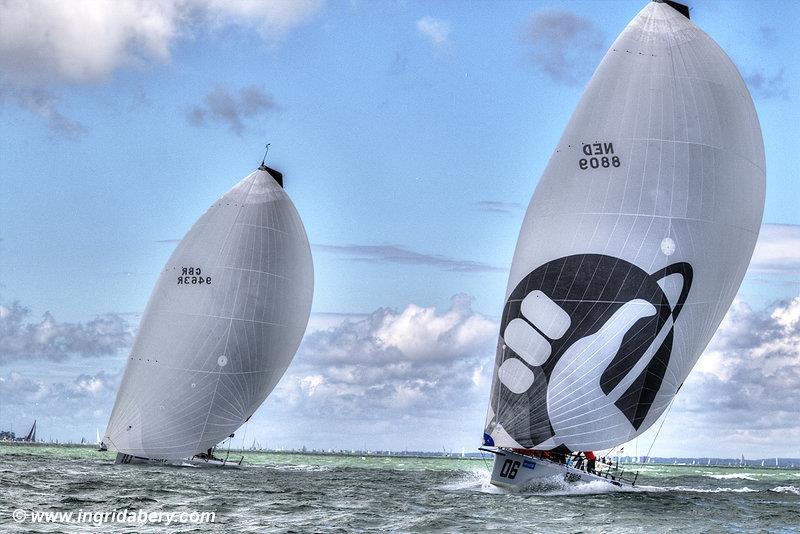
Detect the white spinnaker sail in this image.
<box><xmin>484</xmin><ymin>1</ymin><xmax>765</xmax><ymax>453</ymax></box>
<box><xmin>105</xmin><ymin>166</ymin><xmax>313</xmax><ymax>460</ymax></box>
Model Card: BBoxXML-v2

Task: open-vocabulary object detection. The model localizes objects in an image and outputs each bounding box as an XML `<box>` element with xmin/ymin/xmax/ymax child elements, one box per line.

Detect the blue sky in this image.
<box><xmin>1</xmin><ymin>0</ymin><xmax>798</xmax><ymax>457</ymax></box>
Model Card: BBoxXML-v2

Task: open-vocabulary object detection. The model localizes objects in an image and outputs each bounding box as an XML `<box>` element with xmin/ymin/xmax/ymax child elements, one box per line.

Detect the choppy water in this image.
<box><xmin>1</xmin><ymin>444</ymin><xmax>798</xmax><ymax>533</ymax></box>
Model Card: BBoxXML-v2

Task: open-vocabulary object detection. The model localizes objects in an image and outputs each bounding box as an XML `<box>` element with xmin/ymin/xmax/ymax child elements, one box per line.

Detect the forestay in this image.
<box><xmin>105</xmin><ymin>165</ymin><xmax>313</xmax><ymax>460</ymax></box>
<box><xmin>484</xmin><ymin>1</ymin><xmax>765</xmax><ymax>453</ymax></box>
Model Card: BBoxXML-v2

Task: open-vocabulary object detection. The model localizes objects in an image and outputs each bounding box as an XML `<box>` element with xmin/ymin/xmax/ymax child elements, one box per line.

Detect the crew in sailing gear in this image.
<box><xmin>584</xmin><ymin>451</ymin><xmax>597</xmax><ymax>474</ymax></box>
<box><xmin>573</xmin><ymin>452</ymin><xmax>585</xmax><ymax>471</ymax></box>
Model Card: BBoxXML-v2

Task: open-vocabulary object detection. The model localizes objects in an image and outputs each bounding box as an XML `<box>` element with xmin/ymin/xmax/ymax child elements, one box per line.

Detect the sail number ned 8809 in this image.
<box><xmin>578</xmin><ymin>142</ymin><xmax>620</xmax><ymax>170</ymax></box>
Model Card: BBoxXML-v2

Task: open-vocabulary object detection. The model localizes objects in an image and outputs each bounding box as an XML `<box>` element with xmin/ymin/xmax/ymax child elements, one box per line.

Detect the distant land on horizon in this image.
<box><xmin>2</xmin><ymin>441</ymin><xmax>799</xmax><ymax>469</ymax></box>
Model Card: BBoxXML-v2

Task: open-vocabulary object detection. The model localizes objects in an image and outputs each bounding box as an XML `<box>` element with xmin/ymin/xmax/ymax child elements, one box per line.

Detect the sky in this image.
<box><xmin>0</xmin><ymin>0</ymin><xmax>798</xmax><ymax>458</ymax></box>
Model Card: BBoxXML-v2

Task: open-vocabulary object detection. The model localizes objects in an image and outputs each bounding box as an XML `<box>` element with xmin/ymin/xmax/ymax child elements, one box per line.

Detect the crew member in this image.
<box><xmin>574</xmin><ymin>452</ymin><xmax>585</xmax><ymax>471</ymax></box>
<box><xmin>584</xmin><ymin>450</ymin><xmax>597</xmax><ymax>474</ymax></box>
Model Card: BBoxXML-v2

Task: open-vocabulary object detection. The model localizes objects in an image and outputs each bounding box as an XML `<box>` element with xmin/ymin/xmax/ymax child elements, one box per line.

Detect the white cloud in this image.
<box><xmin>1</xmin><ymin>370</ymin><xmax>119</xmax><ymax>406</ymax></box>
<box><xmin>199</xmin><ymin>0</ymin><xmax>321</xmax><ymax>35</ymax></box>
<box><xmin>263</xmin><ymin>294</ymin><xmax>497</xmax><ymax>448</ymax></box>
<box><xmin>0</xmin><ymin>0</ymin><xmax>321</xmax><ymax>133</ymax></box>
<box><xmin>667</xmin><ymin>296</ymin><xmax>800</xmax><ymax>456</ymax></box>
<box><xmin>748</xmin><ymin>223</ymin><xmax>800</xmax><ymax>275</ymax></box>
<box><xmin>0</xmin><ymin>0</ymin><xmax>178</xmax><ymax>87</ymax></box>
<box><xmin>0</xmin><ymin>300</ymin><xmax>132</xmax><ymax>364</ymax></box>
<box><xmin>0</xmin><ymin>0</ymin><xmax>321</xmax><ymax>87</ymax></box>
<box><xmin>416</xmin><ymin>17</ymin><xmax>451</xmax><ymax>46</ymax></box>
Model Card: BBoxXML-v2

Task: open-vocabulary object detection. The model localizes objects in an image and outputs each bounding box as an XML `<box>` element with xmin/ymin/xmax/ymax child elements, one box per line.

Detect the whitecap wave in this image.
<box><xmin>438</xmin><ymin>469</ymin><xmax>499</xmax><ymax>493</ymax></box>
<box><xmin>671</xmin><ymin>486</ymin><xmax>759</xmax><ymax>493</ymax></box>
<box><xmin>705</xmin><ymin>473</ymin><xmax>757</xmax><ymax>481</ymax></box>
<box><xmin>770</xmin><ymin>485</ymin><xmax>800</xmax><ymax>495</ymax></box>
<box><xmin>478</xmin><ymin>474</ymin><xmax>645</xmax><ymax>496</ymax></box>
<box><xmin>261</xmin><ymin>464</ymin><xmax>333</xmax><ymax>472</ymax></box>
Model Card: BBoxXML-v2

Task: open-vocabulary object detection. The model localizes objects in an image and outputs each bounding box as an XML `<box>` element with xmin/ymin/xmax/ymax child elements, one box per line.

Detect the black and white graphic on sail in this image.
<box><xmin>482</xmin><ymin>1</ymin><xmax>765</xmax><ymax>487</ymax></box>
<box><xmin>104</xmin><ymin>162</ymin><xmax>313</xmax><ymax>465</ymax></box>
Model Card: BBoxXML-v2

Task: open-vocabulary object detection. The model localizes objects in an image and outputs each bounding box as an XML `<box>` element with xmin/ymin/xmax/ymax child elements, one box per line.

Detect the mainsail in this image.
<box><xmin>484</xmin><ymin>1</ymin><xmax>765</xmax><ymax>453</ymax></box>
<box><xmin>105</xmin><ymin>164</ymin><xmax>313</xmax><ymax>460</ymax></box>
<box><xmin>23</xmin><ymin>420</ymin><xmax>36</xmax><ymax>442</ymax></box>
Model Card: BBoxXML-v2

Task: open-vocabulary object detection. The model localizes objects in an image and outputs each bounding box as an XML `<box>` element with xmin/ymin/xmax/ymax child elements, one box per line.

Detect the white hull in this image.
<box><xmin>114</xmin><ymin>452</ymin><xmax>242</xmax><ymax>469</ymax></box>
<box><xmin>482</xmin><ymin>448</ymin><xmax>637</xmax><ymax>489</ymax></box>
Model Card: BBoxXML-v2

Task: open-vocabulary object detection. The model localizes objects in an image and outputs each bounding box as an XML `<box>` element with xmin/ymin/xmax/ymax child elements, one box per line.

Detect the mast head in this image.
<box><xmin>653</xmin><ymin>0</ymin><xmax>690</xmax><ymax>19</ymax></box>
<box><xmin>257</xmin><ymin>142</ymin><xmax>283</xmax><ymax>187</ymax></box>
<box><xmin>259</xmin><ymin>164</ymin><xmax>283</xmax><ymax>188</ymax></box>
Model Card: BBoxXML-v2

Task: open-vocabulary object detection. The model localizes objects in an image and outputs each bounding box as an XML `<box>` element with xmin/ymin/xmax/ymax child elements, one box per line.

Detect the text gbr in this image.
<box><xmin>177</xmin><ymin>266</ymin><xmax>211</xmax><ymax>285</ymax></box>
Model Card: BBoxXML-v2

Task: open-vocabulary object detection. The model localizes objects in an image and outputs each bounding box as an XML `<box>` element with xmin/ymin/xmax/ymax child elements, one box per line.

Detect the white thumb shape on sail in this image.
<box><xmin>484</xmin><ymin>1</ymin><xmax>765</xmax><ymax>452</ymax></box>
<box><xmin>105</xmin><ymin>167</ymin><xmax>313</xmax><ymax>460</ymax></box>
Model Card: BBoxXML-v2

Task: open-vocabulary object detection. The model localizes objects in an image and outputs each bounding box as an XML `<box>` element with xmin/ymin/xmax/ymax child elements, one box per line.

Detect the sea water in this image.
<box><xmin>1</xmin><ymin>444</ymin><xmax>798</xmax><ymax>532</ymax></box>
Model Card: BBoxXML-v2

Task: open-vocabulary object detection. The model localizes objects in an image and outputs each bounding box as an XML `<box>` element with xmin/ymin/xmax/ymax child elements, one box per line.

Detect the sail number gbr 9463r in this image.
<box><xmin>177</xmin><ymin>266</ymin><xmax>211</xmax><ymax>285</ymax></box>
<box><xmin>579</xmin><ymin>142</ymin><xmax>620</xmax><ymax>170</ymax></box>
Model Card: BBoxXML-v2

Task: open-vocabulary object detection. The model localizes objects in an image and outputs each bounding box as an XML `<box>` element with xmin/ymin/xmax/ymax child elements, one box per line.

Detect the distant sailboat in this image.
<box><xmin>481</xmin><ymin>0</ymin><xmax>764</xmax><ymax>489</ymax></box>
<box><xmin>22</xmin><ymin>419</ymin><xmax>36</xmax><ymax>443</ymax></box>
<box><xmin>104</xmin><ymin>158</ymin><xmax>313</xmax><ymax>466</ymax></box>
<box><xmin>97</xmin><ymin>428</ymin><xmax>107</xmax><ymax>451</ymax></box>
<box><xmin>22</xmin><ymin>420</ymin><xmax>36</xmax><ymax>443</ymax></box>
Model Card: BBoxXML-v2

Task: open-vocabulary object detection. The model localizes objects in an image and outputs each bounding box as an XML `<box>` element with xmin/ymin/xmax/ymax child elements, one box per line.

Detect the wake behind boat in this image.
<box><xmin>481</xmin><ymin>0</ymin><xmax>765</xmax><ymax>491</ymax></box>
<box><xmin>104</xmin><ymin>156</ymin><xmax>313</xmax><ymax>467</ymax></box>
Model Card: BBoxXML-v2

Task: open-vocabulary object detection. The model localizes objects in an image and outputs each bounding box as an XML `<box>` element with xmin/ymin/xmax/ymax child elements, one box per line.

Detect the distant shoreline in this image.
<box><xmin>2</xmin><ymin>441</ymin><xmax>798</xmax><ymax>469</ymax></box>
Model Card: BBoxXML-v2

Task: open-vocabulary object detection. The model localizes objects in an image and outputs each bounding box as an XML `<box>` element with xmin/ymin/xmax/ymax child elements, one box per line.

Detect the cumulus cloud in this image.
<box><xmin>0</xmin><ymin>369</ymin><xmax>120</xmax><ymax>442</ymax></box>
<box><xmin>0</xmin><ymin>370</ymin><xmax>119</xmax><ymax>405</ymax></box>
<box><xmin>0</xmin><ymin>300</ymin><xmax>132</xmax><ymax>364</ymax></box>
<box><xmin>744</xmin><ymin>68</ymin><xmax>789</xmax><ymax>100</ymax></box>
<box><xmin>669</xmin><ymin>297</ymin><xmax>800</xmax><ymax>455</ymax></box>
<box><xmin>0</xmin><ymin>0</ymin><xmax>319</xmax><ymax>134</ymax></box>
<box><xmin>416</xmin><ymin>17</ymin><xmax>451</xmax><ymax>46</ymax></box>
<box><xmin>314</xmin><ymin>243</ymin><xmax>503</xmax><ymax>273</ymax></box>
<box><xmin>521</xmin><ymin>9</ymin><xmax>604</xmax><ymax>85</ymax></box>
<box><xmin>0</xmin><ymin>1</ymin><xmax>176</xmax><ymax>88</ymax></box>
<box><xmin>186</xmin><ymin>86</ymin><xmax>277</xmax><ymax>135</ymax></box>
<box><xmin>0</xmin><ymin>0</ymin><xmax>319</xmax><ymax>87</ymax></box>
<box><xmin>748</xmin><ymin>223</ymin><xmax>800</xmax><ymax>277</ymax></box>
<box><xmin>272</xmin><ymin>295</ymin><xmax>497</xmax><ymax>425</ymax></box>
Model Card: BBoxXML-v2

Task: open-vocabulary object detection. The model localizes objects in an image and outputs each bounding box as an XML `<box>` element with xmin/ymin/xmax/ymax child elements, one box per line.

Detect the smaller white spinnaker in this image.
<box><xmin>105</xmin><ymin>161</ymin><xmax>313</xmax><ymax>463</ymax></box>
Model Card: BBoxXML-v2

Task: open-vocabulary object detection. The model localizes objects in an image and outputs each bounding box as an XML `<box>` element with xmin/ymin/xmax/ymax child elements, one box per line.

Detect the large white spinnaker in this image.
<box><xmin>484</xmin><ymin>0</ymin><xmax>765</xmax><ymax>454</ymax></box>
<box><xmin>105</xmin><ymin>164</ymin><xmax>313</xmax><ymax>461</ymax></box>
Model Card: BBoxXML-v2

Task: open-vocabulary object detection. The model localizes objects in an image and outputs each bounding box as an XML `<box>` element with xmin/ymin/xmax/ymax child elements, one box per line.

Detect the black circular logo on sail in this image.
<box><xmin>490</xmin><ymin>254</ymin><xmax>692</xmax><ymax>450</ymax></box>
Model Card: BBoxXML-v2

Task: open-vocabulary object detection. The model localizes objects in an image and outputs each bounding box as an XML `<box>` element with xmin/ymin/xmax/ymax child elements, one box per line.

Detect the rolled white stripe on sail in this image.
<box><xmin>504</xmin><ymin>319</ymin><xmax>552</xmax><ymax>366</ymax></box>
<box><xmin>498</xmin><ymin>358</ymin><xmax>536</xmax><ymax>394</ymax></box>
<box><xmin>519</xmin><ymin>290</ymin><xmax>571</xmax><ymax>339</ymax></box>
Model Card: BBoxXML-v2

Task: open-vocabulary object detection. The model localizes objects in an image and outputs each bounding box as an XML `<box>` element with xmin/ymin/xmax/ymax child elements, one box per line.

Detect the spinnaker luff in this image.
<box><xmin>105</xmin><ymin>163</ymin><xmax>313</xmax><ymax>462</ymax></box>
<box><xmin>484</xmin><ymin>0</ymin><xmax>765</xmax><ymax>455</ymax></box>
